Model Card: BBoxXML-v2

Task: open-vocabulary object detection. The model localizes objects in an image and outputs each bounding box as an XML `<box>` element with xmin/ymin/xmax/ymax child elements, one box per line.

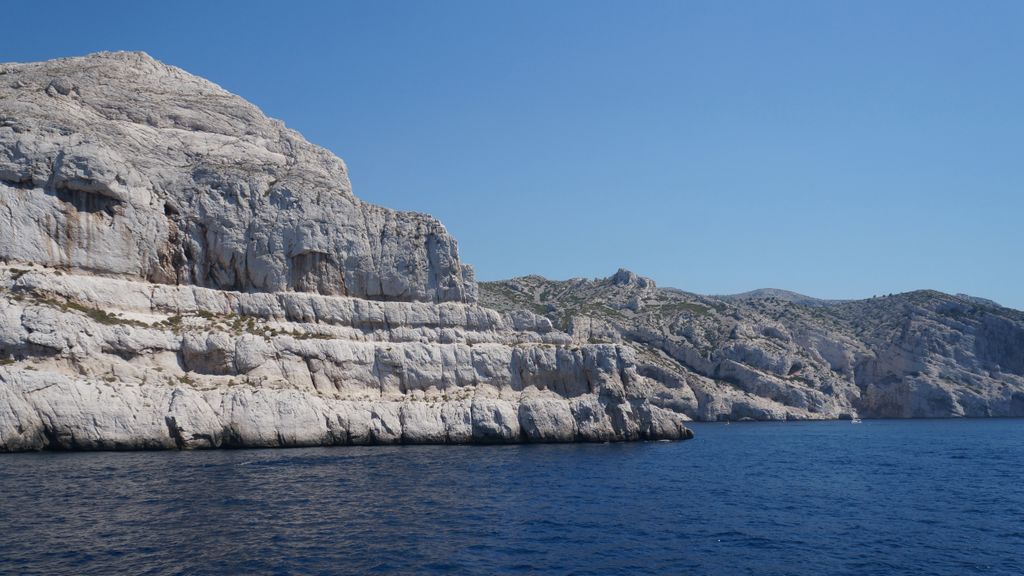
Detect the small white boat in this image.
<box><xmin>851</xmin><ymin>418</ymin><xmax>863</xmax><ymax>424</ymax></box>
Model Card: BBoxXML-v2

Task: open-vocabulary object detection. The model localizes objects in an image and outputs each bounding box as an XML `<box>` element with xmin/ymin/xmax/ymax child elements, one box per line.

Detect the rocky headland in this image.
<box><xmin>3</xmin><ymin>52</ymin><xmax>1020</xmax><ymax>452</ymax></box>
<box><xmin>0</xmin><ymin>52</ymin><xmax>690</xmax><ymax>450</ymax></box>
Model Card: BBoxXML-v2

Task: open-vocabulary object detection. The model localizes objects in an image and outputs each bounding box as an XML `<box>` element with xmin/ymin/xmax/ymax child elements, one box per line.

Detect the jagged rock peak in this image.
<box><xmin>0</xmin><ymin>51</ymin><xmax>476</xmax><ymax>303</ymax></box>
<box><xmin>609</xmin><ymin>268</ymin><xmax>654</xmax><ymax>289</ymax></box>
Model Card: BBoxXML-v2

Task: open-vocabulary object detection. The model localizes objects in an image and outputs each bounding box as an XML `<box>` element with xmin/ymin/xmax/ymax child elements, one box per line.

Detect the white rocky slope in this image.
<box><xmin>0</xmin><ymin>51</ymin><xmax>471</xmax><ymax>302</ymax></box>
<box><xmin>0</xmin><ymin>53</ymin><xmax>690</xmax><ymax>450</ymax></box>
<box><xmin>481</xmin><ymin>270</ymin><xmax>1024</xmax><ymax>421</ymax></box>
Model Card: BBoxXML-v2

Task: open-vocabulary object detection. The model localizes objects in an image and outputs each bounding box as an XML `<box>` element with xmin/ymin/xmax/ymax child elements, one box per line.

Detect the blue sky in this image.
<box><xmin>4</xmin><ymin>1</ymin><xmax>1022</xmax><ymax>308</ymax></box>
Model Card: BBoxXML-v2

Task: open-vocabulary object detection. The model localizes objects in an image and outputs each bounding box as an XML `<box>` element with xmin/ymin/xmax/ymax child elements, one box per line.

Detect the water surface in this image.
<box><xmin>1</xmin><ymin>419</ymin><xmax>1022</xmax><ymax>575</ymax></box>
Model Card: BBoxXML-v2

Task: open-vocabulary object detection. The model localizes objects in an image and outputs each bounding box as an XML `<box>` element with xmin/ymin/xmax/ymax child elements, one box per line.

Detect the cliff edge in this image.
<box><xmin>0</xmin><ymin>53</ymin><xmax>691</xmax><ymax>450</ymax></box>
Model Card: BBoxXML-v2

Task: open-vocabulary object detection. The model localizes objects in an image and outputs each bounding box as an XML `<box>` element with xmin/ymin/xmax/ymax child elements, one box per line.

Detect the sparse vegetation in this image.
<box><xmin>62</xmin><ymin>299</ymin><xmax>147</xmax><ymax>327</ymax></box>
<box><xmin>651</xmin><ymin>301</ymin><xmax>710</xmax><ymax>317</ymax></box>
<box><xmin>287</xmin><ymin>329</ymin><xmax>335</xmax><ymax>340</ymax></box>
<box><xmin>161</xmin><ymin>314</ymin><xmax>184</xmax><ymax>328</ymax></box>
<box><xmin>32</xmin><ymin>295</ymin><xmax>148</xmax><ymax>328</ymax></box>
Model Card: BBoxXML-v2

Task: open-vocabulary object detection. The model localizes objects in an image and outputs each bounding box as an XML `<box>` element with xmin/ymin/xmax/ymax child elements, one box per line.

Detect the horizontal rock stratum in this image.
<box><xmin>0</xmin><ymin>52</ymin><xmax>691</xmax><ymax>450</ymax></box>
<box><xmin>481</xmin><ymin>271</ymin><xmax>1024</xmax><ymax>421</ymax></box>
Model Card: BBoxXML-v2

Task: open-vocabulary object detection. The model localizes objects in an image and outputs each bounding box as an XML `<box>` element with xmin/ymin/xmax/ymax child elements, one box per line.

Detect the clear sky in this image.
<box><xmin>4</xmin><ymin>1</ymin><xmax>1022</xmax><ymax>308</ymax></box>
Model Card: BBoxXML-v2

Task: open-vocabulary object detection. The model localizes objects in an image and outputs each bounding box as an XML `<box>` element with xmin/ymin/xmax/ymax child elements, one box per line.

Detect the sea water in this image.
<box><xmin>1</xmin><ymin>419</ymin><xmax>1021</xmax><ymax>575</ymax></box>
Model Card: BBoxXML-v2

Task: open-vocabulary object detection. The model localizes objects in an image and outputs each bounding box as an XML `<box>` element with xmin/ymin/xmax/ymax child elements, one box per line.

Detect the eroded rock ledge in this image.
<box><xmin>0</xmin><ymin>265</ymin><xmax>691</xmax><ymax>451</ymax></box>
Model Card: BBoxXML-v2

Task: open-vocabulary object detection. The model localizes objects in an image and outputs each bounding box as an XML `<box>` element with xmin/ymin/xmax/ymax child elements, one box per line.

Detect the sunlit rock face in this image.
<box><xmin>481</xmin><ymin>272</ymin><xmax>1024</xmax><ymax>421</ymax></box>
<box><xmin>0</xmin><ymin>53</ymin><xmax>690</xmax><ymax>451</ymax></box>
<box><xmin>0</xmin><ymin>51</ymin><xmax>473</xmax><ymax>303</ymax></box>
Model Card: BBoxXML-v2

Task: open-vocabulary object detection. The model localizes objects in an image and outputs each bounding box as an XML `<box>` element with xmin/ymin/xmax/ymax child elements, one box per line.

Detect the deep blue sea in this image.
<box><xmin>1</xmin><ymin>419</ymin><xmax>1022</xmax><ymax>575</ymax></box>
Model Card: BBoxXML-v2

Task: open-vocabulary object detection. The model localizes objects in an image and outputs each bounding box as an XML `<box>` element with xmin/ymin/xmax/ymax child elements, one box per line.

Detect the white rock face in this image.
<box><xmin>481</xmin><ymin>271</ymin><xmax>1024</xmax><ymax>421</ymax></box>
<box><xmin>0</xmin><ymin>267</ymin><xmax>690</xmax><ymax>450</ymax></box>
<box><xmin>0</xmin><ymin>51</ymin><xmax>472</xmax><ymax>302</ymax></box>
<box><xmin>0</xmin><ymin>53</ymin><xmax>691</xmax><ymax>450</ymax></box>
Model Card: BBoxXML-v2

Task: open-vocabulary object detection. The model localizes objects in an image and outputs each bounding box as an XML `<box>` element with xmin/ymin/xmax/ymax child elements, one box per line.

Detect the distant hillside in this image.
<box><xmin>480</xmin><ymin>269</ymin><xmax>1024</xmax><ymax>421</ymax></box>
<box><xmin>717</xmin><ymin>288</ymin><xmax>840</xmax><ymax>307</ymax></box>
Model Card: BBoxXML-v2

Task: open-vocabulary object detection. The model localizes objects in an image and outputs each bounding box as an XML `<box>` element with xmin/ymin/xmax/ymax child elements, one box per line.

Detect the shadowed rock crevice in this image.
<box><xmin>289</xmin><ymin>251</ymin><xmax>346</xmax><ymax>296</ymax></box>
<box><xmin>46</xmin><ymin>186</ymin><xmax>122</xmax><ymax>216</ymax></box>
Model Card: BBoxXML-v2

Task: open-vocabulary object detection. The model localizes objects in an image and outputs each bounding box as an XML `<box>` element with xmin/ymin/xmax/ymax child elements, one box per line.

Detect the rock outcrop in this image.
<box><xmin>0</xmin><ymin>53</ymin><xmax>690</xmax><ymax>451</ymax></box>
<box><xmin>0</xmin><ymin>51</ymin><xmax>472</xmax><ymax>302</ymax></box>
<box><xmin>480</xmin><ymin>270</ymin><xmax>1024</xmax><ymax>421</ymax></box>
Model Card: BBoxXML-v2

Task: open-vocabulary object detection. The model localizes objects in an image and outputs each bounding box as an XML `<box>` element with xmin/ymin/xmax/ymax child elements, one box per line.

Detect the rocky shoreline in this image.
<box><xmin>0</xmin><ymin>264</ymin><xmax>692</xmax><ymax>451</ymax></box>
<box><xmin>3</xmin><ymin>51</ymin><xmax>1022</xmax><ymax>451</ymax></box>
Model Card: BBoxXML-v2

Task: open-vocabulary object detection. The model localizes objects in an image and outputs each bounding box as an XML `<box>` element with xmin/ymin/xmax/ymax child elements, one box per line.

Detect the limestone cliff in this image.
<box><xmin>0</xmin><ymin>53</ymin><xmax>690</xmax><ymax>450</ymax></box>
<box><xmin>480</xmin><ymin>271</ymin><xmax>1024</xmax><ymax>421</ymax></box>
<box><xmin>0</xmin><ymin>51</ymin><xmax>472</xmax><ymax>302</ymax></box>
